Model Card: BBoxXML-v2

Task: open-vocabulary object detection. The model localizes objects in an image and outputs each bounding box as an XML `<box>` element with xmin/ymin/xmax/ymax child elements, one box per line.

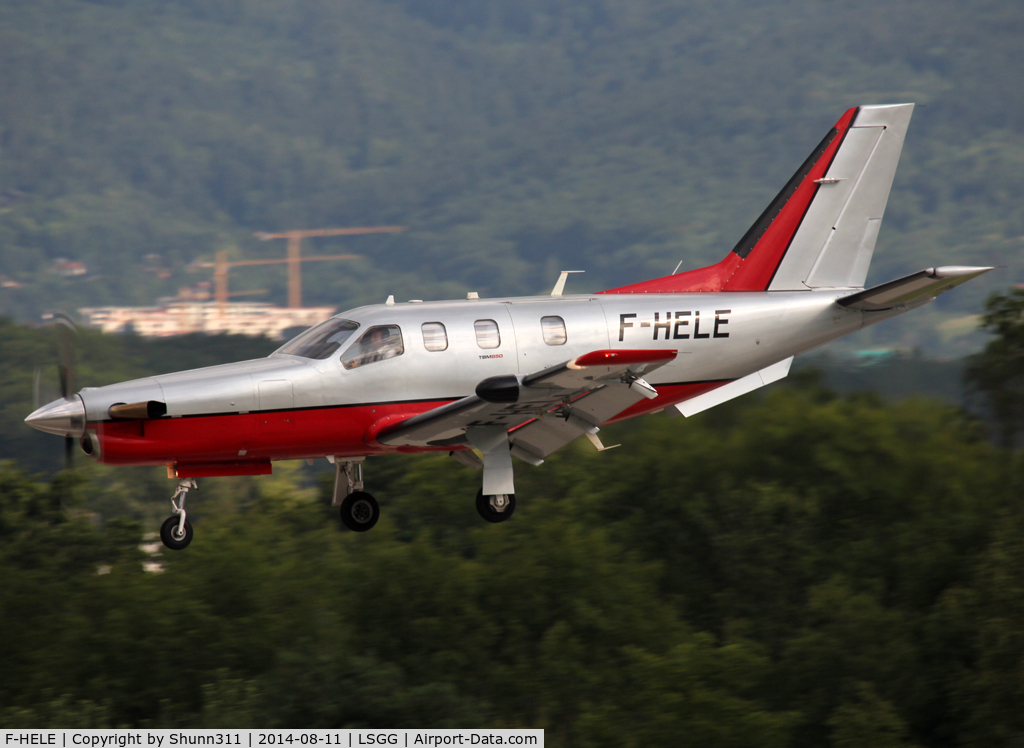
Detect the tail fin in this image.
<box><xmin>600</xmin><ymin>104</ymin><xmax>914</xmax><ymax>295</ymax></box>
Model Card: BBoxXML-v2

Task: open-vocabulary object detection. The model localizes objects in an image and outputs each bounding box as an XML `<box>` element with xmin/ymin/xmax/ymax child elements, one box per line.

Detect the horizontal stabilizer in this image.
<box><xmin>673</xmin><ymin>357</ymin><xmax>793</xmax><ymax>417</ymax></box>
<box><xmin>836</xmin><ymin>266</ymin><xmax>993</xmax><ymax>311</ymax></box>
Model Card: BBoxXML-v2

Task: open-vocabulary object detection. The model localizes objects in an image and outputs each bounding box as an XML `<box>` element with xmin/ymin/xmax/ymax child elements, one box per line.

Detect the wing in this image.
<box><xmin>376</xmin><ymin>349</ymin><xmax>677</xmax><ymax>461</ymax></box>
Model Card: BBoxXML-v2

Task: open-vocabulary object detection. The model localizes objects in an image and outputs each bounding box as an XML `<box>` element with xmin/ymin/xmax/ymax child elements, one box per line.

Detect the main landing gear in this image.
<box><xmin>476</xmin><ymin>489</ymin><xmax>516</xmax><ymax>523</ymax></box>
<box><xmin>160</xmin><ymin>478</ymin><xmax>196</xmax><ymax>550</ymax></box>
<box><xmin>332</xmin><ymin>457</ymin><xmax>379</xmax><ymax>532</ymax></box>
<box><xmin>158</xmin><ymin>453</ymin><xmax>515</xmax><ymax>544</ymax></box>
<box><xmin>339</xmin><ymin>491</ymin><xmax>380</xmax><ymax>532</ymax></box>
<box><xmin>463</xmin><ymin>427</ymin><xmax>518</xmax><ymax>525</ymax></box>
<box><xmin>330</xmin><ymin>456</ymin><xmax>515</xmax><ymax>529</ymax></box>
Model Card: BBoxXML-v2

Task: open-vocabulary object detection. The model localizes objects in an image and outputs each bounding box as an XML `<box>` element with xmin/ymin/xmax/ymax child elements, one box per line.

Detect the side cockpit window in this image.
<box><xmin>421</xmin><ymin>322</ymin><xmax>448</xmax><ymax>352</ymax></box>
<box><xmin>276</xmin><ymin>318</ymin><xmax>359</xmax><ymax>360</ymax></box>
<box><xmin>342</xmin><ymin>325</ymin><xmax>404</xmax><ymax>369</ymax></box>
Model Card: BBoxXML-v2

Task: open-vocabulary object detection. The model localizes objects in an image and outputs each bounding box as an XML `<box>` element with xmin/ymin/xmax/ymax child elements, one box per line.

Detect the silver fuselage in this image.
<box><xmin>76</xmin><ymin>290</ymin><xmax>888</xmax><ymax>424</ymax></box>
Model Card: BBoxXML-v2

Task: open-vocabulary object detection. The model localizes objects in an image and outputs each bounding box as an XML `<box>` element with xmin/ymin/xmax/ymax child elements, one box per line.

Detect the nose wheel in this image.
<box><xmin>160</xmin><ymin>515</ymin><xmax>194</xmax><ymax>550</ymax></box>
<box><xmin>160</xmin><ymin>478</ymin><xmax>196</xmax><ymax>550</ymax></box>
<box><xmin>339</xmin><ymin>491</ymin><xmax>380</xmax><ymax>532</ymax></box>
<box><xmin>476</xmin><ymin>489</ymin><xmax>515</xmax><ymax>523</ymax></box>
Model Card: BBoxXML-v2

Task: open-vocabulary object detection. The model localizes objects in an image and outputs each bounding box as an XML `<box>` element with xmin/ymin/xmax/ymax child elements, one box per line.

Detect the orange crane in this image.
<box><xmin>194</xmin><ymin>250</ymin><xmax>360</xmax><ymax>316</ymax></box>
<box><xmin>193</xmin><ymin>226</ymin><xmax>407</xmax><ymax>314</ymax></box>
<box><xmin>254</xmin><ymin>226</ymin><xmax>407</xmax><ymax>308</ymax></box>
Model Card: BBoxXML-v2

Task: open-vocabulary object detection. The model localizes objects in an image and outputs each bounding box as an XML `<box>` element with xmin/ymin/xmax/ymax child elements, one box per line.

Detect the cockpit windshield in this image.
<box><xmin>276</xmin><ymin>318</ymin><xmax>360</xmax><ymax>359</ymax></box>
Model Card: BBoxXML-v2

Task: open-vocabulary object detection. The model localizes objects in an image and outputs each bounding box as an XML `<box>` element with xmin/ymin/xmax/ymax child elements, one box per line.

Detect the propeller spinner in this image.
<box><xmin>25</xmin><ymin>313</ymin><xmax>85</xmax><ymax>468</ymax></box>
<box><xmin>24</xmin><ymin>395</ymin><xmax>86</xmax><ymax>438</ymax></box>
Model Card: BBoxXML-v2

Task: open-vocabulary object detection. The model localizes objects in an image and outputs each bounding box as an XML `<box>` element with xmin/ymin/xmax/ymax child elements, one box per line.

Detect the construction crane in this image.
<box><xmin>254</xmin><ymin>226</ymin><xmax>407</xmax><ymax>308</ymax></box>
<box><xmin>193</xmin><ymin>226</ymin><xmax>406</xmax><ymax>314</ymax></box>
<box><xmin>195</xmin><ymin>250</ymin><xmax>361</xmax><ymax>316</ymax></box>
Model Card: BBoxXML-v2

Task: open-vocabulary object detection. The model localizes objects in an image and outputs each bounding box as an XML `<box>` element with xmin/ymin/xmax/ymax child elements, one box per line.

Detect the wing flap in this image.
<box><xmin>508</xmin><ymin>383</ymin><xmax>653</xmax><ymax>459</ymax></box>
<box><xmin>376</xmin><ymin>349</ymin><xmax>676</xmax><ymax>450</ymax></box>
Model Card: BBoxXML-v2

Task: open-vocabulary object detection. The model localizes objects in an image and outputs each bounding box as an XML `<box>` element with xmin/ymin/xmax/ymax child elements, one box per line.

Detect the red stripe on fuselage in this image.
<box><xmin>94</xmin><ymin>381</ymin><xmax>734</xmax><ymax>470</ymax></box>
<box><xmin>94</xmin><ymin>399</ymin><xmax>458</xmax><ymax>467</ymax></box>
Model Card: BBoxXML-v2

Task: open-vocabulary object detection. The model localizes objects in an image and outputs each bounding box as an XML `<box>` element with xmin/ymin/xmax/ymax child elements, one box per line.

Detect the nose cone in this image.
<box><xmin>25</xmin><ymin>396</ymin><xmax>86</xmax><ymax>437</ymax></box>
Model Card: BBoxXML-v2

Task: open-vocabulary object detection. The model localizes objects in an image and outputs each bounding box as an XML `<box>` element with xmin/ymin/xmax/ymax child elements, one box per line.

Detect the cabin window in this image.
<box><xmin>341</xmin><ymin>325</ymin><xmax>404</xmax><ymax>369</ymax></box>
<box><xmin>421</xmin><ymin>322</ymin><xmax>448</xmax><ymax>352</ymax></box>
<box><xmin>276</xmin><ymin>318</ymin><xmax>359</xmax><ymax>360</ymax></box>
<box><xmin>541</xmin><ymin>316</ymin><xmax>567</xmax><ymax>345</ymax></box>
<box><xmin>474</xmin><ymin>319</ymin><xmax>501</xmax><ymax>349</ymax></box>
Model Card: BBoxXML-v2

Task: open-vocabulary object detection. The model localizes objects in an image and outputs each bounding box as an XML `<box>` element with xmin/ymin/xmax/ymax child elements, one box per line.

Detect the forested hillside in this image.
<box><xmin>1</xmin><ymin>0</ymin><xmax>1021</xmax><ymax>353</ymax></box>
<box><xmin>4</xmin><ymin>383</ymin><xmax>1024</xmax><ymax>745</ymax></box>
<box><xmin>2</xmin><ymin>297</ymin><xmax>1024</xmax><ymax>741</ymax></box>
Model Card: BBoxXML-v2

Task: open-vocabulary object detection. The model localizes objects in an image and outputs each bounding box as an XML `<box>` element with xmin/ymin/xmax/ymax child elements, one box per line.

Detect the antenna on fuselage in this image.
<box><xmin>551</xmin><ymin>270</ymin><xmax>584</xmax><ymax>297</ymax></box>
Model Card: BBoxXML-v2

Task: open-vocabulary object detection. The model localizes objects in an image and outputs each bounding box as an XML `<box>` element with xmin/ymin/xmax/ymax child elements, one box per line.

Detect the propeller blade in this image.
<box><xmin>53</xmin><ymin>314</ymin><xmax>77</xmax><ymax>398</ymax></box>
<box><xmin>35</xmin><ymin>313</ymin><xmax>82</xmax><ymax>475</ymax></box>
<box><xmin>64</xmin><ymin>435</ymin><xmax>75</xmax><ymax>470</ymax></box>
<box><xmin>58</xmin><ymin>364</ymin><xmax>70</xmax><ymax>400</ymax></box>
<box><xmin>33</xmin><ymin>366</ymin><xmax>63</xmax><ymax>409</ymax></box>
<box><xmin>33</xmin><ymin>367</ymin><xmax>43</xmax><ymax>409</ymax></box>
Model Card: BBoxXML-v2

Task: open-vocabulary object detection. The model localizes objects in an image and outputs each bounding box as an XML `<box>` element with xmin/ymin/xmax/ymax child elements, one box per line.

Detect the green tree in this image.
<box><xmin>4</xmin><ymin>380</ymin><xmax>1024</xmax><ymax>744</ymax></box>
<box><xmin>966</xmin><ymin>288</ymin><xmax>1024</xmax><ymax>446</ymax></box>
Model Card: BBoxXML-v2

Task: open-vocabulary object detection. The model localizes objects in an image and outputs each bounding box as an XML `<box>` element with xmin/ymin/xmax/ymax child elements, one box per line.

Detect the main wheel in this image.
<box><xmin>160</xmin><ymin>515</ymin><xmax>193</xmax><ymax>550</ymax></box>
<box><xmin>340</xmin><ymin>491</ymin><xmax>380</xmax><ymax>532</ymax></box>
<box><xmin>476</xmin><ymin>489</ymin><xmax>516</xmax><ymax>523</ymax></box>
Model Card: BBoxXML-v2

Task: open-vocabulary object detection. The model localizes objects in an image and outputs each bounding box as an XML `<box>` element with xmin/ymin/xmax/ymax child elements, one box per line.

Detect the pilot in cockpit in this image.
<box><xmin>344</xmin><ymin>325</ymin><xmax>403</xmax><ymax>369</ymax></box>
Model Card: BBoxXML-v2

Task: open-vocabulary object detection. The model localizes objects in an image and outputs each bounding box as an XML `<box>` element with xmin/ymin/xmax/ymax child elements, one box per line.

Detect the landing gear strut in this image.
<box><xmin>331</xmin><ymin>457</ymin><xmax>380</xmax><ymax>532</ymax></box>
<box><xmin>160</xmin><ymin>478</ymin><xmax>196</xmax><ymax>550</ymax></box>
<box><xmin>476</xmin><ymin>489</ymin><xmax>516</xmax><ymax>523</ymax></box>
<box><xmin>465</xmin><ymin>426</ymin><xmax>517</xmax><ymax>524</ymax></box>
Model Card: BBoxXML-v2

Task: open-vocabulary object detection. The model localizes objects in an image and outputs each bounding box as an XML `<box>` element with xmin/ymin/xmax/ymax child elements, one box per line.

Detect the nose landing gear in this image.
<box><xmin>160</xmin><ymin>478</ymin><xmax>196</xmax><ymax>550</ymax></box>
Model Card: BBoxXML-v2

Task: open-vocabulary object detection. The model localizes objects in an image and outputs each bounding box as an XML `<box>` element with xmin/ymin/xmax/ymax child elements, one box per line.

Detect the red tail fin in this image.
<box><xmin>599</xmin><ymin>107</ymin><xmax>859</xmax><ymax>294</ymax></box>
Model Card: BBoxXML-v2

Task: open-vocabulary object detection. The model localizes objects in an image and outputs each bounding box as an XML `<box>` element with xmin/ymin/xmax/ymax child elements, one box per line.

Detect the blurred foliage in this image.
<box><xmin>2</xmin><ymin>291</ymin><xmax>1024</xmax><ymax>739</ymax></box>
<box><xmin>795</xmin><ymin>354</ymin><xmax>967</xmax><ymax>406</ymax></box>
<box><xmin>0</xmin><ymin>0</ymin><xmax>1019</xmax><ymax>353</ymax></box>
<box><xmin>966</xmin><ymin>289</ymin><xmax>1024</xmax><ymax>446</ymax></box>
<box><xmin>2</xmin><ymin>370</ymin><xmax>1024</xmax><ymax>743</ymax></box>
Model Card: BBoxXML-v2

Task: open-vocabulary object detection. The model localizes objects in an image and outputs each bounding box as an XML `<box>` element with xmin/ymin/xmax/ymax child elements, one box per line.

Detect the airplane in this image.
<box><xmin>25</xmin><ymin>103</ymin><xmax>993</xmax><ymax>550</ymax></box>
